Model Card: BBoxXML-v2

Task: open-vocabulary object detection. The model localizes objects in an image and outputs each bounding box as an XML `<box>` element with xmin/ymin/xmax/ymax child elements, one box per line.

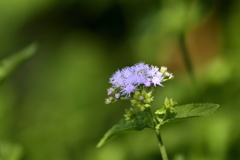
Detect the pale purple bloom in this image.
<box><xmin>135</xmin><ymin>76</ymin><xmax>147</xmax><ymax>85</ymax></box>
<box><xmin>109</xmin><ymin>70</ymin><xmax>125</xmax><ymax>87</ymax></box>
<box><xmin>144</xmin><ymin>81</ymin><xmax>151</xmax><ymax>87</ymax></box>
<box><xmin>108</xmin><ymin>90</ymin><xmax>113</xmax><ymax>95</ymax></box>
<box><xmin>108</xmin><ymin>62</ymin><xmax>165</xmax><ymax>97</ymax></box>
<box><xmin>156</xmin><ymin>72</ymin><xmax>163</xmax><ymax>77</ymax></box>
<box><xmin>107</xmin><ymin>88</ymin><xmax>115</xmax><ymax>95</ymax></box>
<box><xmin>152</xmin><ymin>76</ymin><xmax>163</xmax><ymax>86</ymax></box>
<box><xmin>134</xmin><ymin>62</ymin><xmax>149</xmax><ymax>73</ymax></box>
<box><xmin>147</xmin><ymin>66</ymin><xmax>159</xmax><ymax>77</ymax></box>
<box><xmin>121</xmin><ymin>84</ymin><xmax>136</xmax><ymax>97</ymax></box>
<box><xmin>122</xmin><ymin>67</ymin><xmax>133</xmax><ymax>78</ymax></box>
<box><xmin>115</xmin><ymin>93</ymin><xmax>120</xmax><ymax>99</ymax></box>
<box><xmin>165</xmin><ymin>72</ymin><xmax>170</xmax><ymax>77</ymax></box>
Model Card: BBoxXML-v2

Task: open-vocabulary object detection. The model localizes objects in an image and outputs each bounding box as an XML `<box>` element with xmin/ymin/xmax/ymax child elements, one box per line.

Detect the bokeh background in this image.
<box><xmin>0</xmin><ymin>0</ymin><xmax>240</xmax><ymax>160</ymax></box>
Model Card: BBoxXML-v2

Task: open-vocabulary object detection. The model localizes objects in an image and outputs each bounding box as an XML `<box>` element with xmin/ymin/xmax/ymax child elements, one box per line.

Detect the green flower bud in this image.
<box><xmin>124</xmin><ymin>108</ymin><xmax>136</xmax><ymax>121</ymax></box>
<box><xmin>160</xmin><ymin>66</ymin><xmax>167</xmax><ymax>73</ymax></box>
<box><xmin>163</xmin><ymin>97</ymin><xmax>176</xmax><ymax>112</ymax></box>
<box><xmin>140</xmin><ymin>105</ymin><xmax>145</xmax><ymax>111</ymax></box>
<box><xmin>133</xmin><ymin>90</ymin><xmax>141</xmax><ymax>99</ymax></box>
<box><xmin>146</xmin><ymin>92</ymin><xmax>152</xmax><ymax>98</ymax></box>
<box><xmin>144</xmin><ymin>97</ymin><xmax>153</xmax><ymax>104</ymax></box>
<box><xmin>144</xmin><ymin>104</ymin><xmax>151</xmax><ymax>108</ymax></box>
<box><xmin>136</xmin><ymin>104</ymin><xmax>142</xmax><ymax>108</ymax></box>
<box><xmin>105</xmin><ymin>98</ymin><xmax>111</xmax><ymax>104</ymax></box>
<box><xmin>168</xmin><ymin>73</ymin><xmax>174</xmax><ymax>80</ymax></box>
<box><xmin>105</xmin><ymin>97</ymin><xmax>115</xmax><ymax>104</ymax></box>
<box><xmin>130</xmin><ymin>99</ymin><xmax>138</xmax><ymax>106</ymax></box>
<box><xmin>141</xmin><ymin>90</ymin><xmax>147</xmax><ymax>97</ymax></box>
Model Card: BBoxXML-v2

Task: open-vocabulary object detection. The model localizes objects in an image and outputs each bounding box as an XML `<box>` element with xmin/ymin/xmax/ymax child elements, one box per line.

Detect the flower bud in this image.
<box><xmin>144</xmin><ymin>97</ymin><xmax>153</xmax><ymax>104</ymax></box>
<box><xmin>139</xmin><ymin>95</ymin><xmax>144</xmax><ymax>101</ymax></box>
<box><xmin>163</xmin><ymin>97</ymin><xmax>176</xmax><ymax>111</ymax></box>
<box><xmin>141</xmin><ymin>90</ymin><xmax>147</xmax><ymax>96</ymax></box>
<box><xmin>165</xmin><ymin>72</ymin><xmax>170</xmax><ymax>77</ymax></box>
<box><xmin>134</xmin><ymin>90</ymin><xmax>141</xmax><ymax>96</ymax></box>
<box><xmin>138</xmin><ymin>105</ymin><xmax>145</xmax><ymax>111</ymax></box>
<box><xmin>130</xmin><ymin>99</ymin><xmax>138</xmax><ymax>105</ymax></box>
<box><xmin>124</xmin><ymin>108</ymin><xmax>136</xmax><ymax>121</ymax></box>
<box><xmin>133</xmin><ymin>90</ymin><xmax>141</xmax><ymax>100</ymax></box>
<box><xmin>160</xmin><ymin>66</ymin><xmax>167</xmax><ymax>73</ymax></box>
<box><xmin>144</xmin><ymin>104</ymin><xmax>151</xmax><ymax>108</ymax></box>
<box><xmin>105</xmin><ymin>97</ymin><xmax>112</xmax><ymax>104</ymax></box>
<box><xmin>107</xmin><ymin>88</ymin><xmax>115</xmax><ymax>96</ymax></box>
<box><xmin>146</xmin><ymin>92</ymin><xmax>152</xmax><ymax>98</ymax></box>
<box><xmin>115</xmin><ymin>93</ymin><xmax>120</xmax><ymax>99</ymax></box>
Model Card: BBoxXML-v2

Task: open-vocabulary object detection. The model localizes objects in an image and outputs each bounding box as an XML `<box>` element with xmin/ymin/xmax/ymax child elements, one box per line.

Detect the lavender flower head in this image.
<box><xmin>107</xmin><ymin>62</ymin><xmax>173</xmax><ymax>99</ymax></box>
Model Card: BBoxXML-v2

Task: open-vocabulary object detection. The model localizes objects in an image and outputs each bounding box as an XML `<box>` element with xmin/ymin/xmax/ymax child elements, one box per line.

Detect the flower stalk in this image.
<box><xmin>147</xmin><ymin>107</ymin><xmax>169</xmax><ymax>160</ymax></box>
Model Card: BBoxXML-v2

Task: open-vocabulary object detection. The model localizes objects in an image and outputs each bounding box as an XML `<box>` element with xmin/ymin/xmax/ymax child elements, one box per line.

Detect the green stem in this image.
<box><xmin>147</xmin><ymin>108</ymin><xmax>169</xmax><ymax>160</ymax></box>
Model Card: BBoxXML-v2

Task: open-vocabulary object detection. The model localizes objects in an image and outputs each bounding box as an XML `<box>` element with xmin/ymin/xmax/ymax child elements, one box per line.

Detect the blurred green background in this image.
<box><xmin>0</xmin><ymin>0</ymin><xmax>240</xmax><ymax>160</ymax></box>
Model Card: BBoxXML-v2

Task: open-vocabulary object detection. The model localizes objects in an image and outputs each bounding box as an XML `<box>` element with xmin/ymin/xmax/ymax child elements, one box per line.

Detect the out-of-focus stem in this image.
<box><xmin>179</xmin><ymin>32</ymin><xmax>196</xmax><ymax>84</ymax></box>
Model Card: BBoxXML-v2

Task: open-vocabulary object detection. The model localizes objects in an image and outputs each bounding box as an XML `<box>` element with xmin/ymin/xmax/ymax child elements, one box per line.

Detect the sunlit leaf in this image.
<box><xmin>0</xmin><ymin>43</ymin><xmax>37</xmax><ymax>85</ymax></box>
<box><xmin>162</xmin><ymin>103</ymin><xmax>219</xmax><ymax>124</ymax></box>
<box><xmin>97</xmin><ymin>111</ymin><xmax>152</xmax><ymax>148</ymax></box>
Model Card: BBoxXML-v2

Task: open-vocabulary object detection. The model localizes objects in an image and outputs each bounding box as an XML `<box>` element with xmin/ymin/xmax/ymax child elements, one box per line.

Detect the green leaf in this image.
<box><xmin>97</xmin><ymin>111</ymin><xmax>151</xmax><ymax>148</ymax></box>
<box><xmin>162</xmin><ymin>103</ymin><xmax>219</xmax><ymax>124</ymax></box>
<box><xmin>0</xmin><ymin>43</ymin><xmax>37</xmax><ymax>85</ymax></box>
<box><xmin>155</xmin><ymin>108</ymin><xmax>166</xmax><ymax>114</ymax></box>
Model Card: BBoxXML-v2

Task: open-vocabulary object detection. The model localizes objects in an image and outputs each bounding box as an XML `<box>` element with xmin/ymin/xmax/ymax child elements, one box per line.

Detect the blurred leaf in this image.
<box><xmin>162</xmin><ymin>103</ymin><xmax>219</xmax><ymax>124</ymax></box>
<box><xmin>0</xmin><ymin>141</ymin><xmax>23</xmax><ymax>160</ymax></box>
<box><xmin>97</xmin><ymin>111</ymin><xmax>152</xmax><ymax>148</ymax></box>
<box><xmin>0</xmin><ymin>43</ymin><xmax>37</xmax><ymax>85</ymax></box>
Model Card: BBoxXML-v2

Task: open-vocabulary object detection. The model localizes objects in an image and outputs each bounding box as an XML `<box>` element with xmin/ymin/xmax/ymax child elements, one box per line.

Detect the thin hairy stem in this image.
<box><xmin>147</xmin><ymin>108</ymin><xmax>169</xmax><ymax>160</ymax></box>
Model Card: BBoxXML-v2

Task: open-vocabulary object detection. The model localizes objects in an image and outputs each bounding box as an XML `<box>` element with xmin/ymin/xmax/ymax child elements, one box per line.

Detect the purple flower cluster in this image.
<box><xmin>109</xmin><ymin>62</ymin><xmax>168</xmax><ymax>97</ymax></box>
